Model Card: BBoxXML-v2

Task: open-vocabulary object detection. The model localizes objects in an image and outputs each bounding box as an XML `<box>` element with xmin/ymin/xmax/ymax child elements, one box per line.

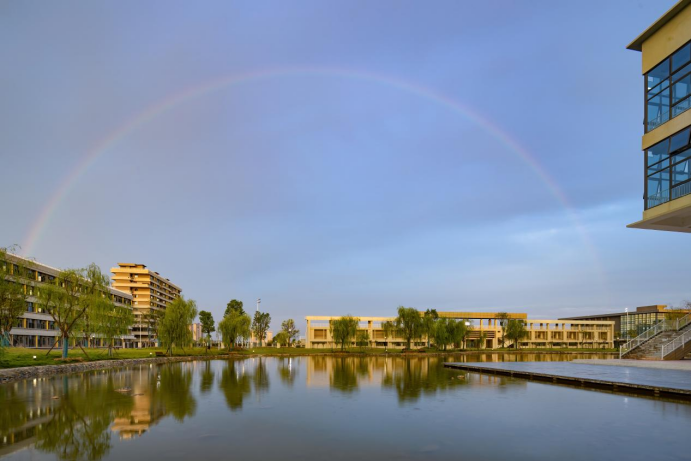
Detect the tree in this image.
<box><xmin>381</xmin><ymin>320</ymin><xmax>395</xmax><ymax>351</ymax></box>
<box><xmin>91</xmin><ymin>301</ymin><xmax>134</xmax><ymax>357</ymax></box>
<box><xmin>225</xmin><ymin>299</ymin><xmax>244</xmax><ymax>317</ymax></box>
<box><xmin>356</xmin><ymin>330</ymin><xmax>370</xmax><ymax>350</ymax></box>
<box><xmin>497</xmin><ymin>312</ymin><xmax>510</xmax><ymax>348</ymax></box>
<box><xmin>329</xmin><ymin>316</ymin><xmax>359</xmax><ymax>351</ymax></box>
<box><xmin>431</xmin><ymin>318</ymin><xmax>453</xmax><ymax>350</ymax></box>
<box><xmin>448</xmin><ymin>319</ymin><xmax>472</xmax><ymax>349</ymax></box>
<box><xmin>159</xmin><ymin>296</ymin><xmax>198</xmax><ymax>355</ymax></box>
<box><xmin>0</xmin><ymin>247</ymin><xmax>30</xmax><ymax>347</ymax></box>
<box><xmin>198</xmin><ymin>311</ymin><xmax>215</xmax><ymax>346</ymax></box>
<box><xmin>280</xmin><ymin>319</ymin><xmax>300</xmax><ymax>345</ymax></box>
<box><xmin>273</xmin><ymin>331</ymin><xmax>290</xmax><ymax>346</ymax></box>
<box><xmin>36</xmin><ymin>264</ymin><xmax>112</xmax><ymax>358</ymax></box>
<box><xmin>251</xmin><ymin>311</ymin><xmax>271</xmax><ymax>347</ymax></box>
<box><xmin>505</xmin><ymin>319</ymin><xmax>528</xmax><ymax>349</ymax></box>
<box><xmin>394</xmin><ymin>306</ymin><xmax>423</xmax><ymax>350</ymax></box>
<box><xmin>422</xmin><ymin>309</ymin><xmax>439</xmax><ymax>348</ymax></box>
<box><xmin>476</xmin><ymin>331</ymin><xmax>488</xmax><ymax>350</ymax></box>
<box><xmin>141</xmin><ymin>308</ymin><xmax>164</xmax><ymax>347</ymax></box>
<box><xmin>218</xmin><ymin>310</ymin><xmax>251</xmax><ymax>349</ymax></box>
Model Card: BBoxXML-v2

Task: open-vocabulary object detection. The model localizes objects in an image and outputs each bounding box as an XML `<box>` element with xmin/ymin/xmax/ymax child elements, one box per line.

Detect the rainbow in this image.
<box><xmin>22</xmin><ymin>66</ymin><xmax>608</xmax><ymax>298</ymax></box>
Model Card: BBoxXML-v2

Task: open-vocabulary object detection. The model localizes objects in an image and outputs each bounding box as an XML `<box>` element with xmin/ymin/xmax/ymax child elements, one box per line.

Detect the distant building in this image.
<box><xmin>189</xmin><ymin>323</ymin><xmax>203</xmax><ymax>343</ymax></box>
<box><xmin>305</xmin><ymin>312</ymin><xmax>614</xmax><ymax>349</ymax></box>
<box><xmin>627</xmin><ymin>0</ymin><xmax>691</xmax><ymax>232</ymax></box>
<box><xmin>560</xmin><ymin>305</ymin><xmax>691</xmax><ymax>339</ymax></box>
<box><xmin>4</xmin><ymin>254</ymin><xmax>134</xmax><ymax>349</ymax></box>
<box><xmin>111</xmin><ymin>263</ymin><xmax>182</xmax><ymax>348</ymax></box>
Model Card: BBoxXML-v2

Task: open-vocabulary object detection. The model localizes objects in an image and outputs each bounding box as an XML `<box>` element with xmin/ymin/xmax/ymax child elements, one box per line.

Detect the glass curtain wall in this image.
<box><xmin>645</xmin><ymin>42</ymin><xmax>691</xmax><ymax>131</ymax></box>
<box><xmin>645</xmin><ymin>127</ymin><xmax>691</xmax><ymax>208</ymax></box>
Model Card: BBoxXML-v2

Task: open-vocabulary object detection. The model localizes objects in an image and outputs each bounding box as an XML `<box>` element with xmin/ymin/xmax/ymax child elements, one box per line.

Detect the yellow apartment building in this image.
<box><xmin>305</xmin><ymin>312</ymin><xmax>614</xmax><ymax>349</ymax></box>
<box><xmin>111</xmin><ymin>263</ymin><xmax>182</xmax><ymax>348</ymax></box>
<box><xmin>627</xmin><ymin>0</ymin><xmax>691</xmax><ymax>231</ymax></box>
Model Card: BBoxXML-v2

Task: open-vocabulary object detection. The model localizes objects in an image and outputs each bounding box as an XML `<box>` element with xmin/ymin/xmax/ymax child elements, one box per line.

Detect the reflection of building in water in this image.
<box><xmin>305</xmin><ymin>313</ymin><xmax>615</xmax><ymax>349</ymax></box>
<box><xmin>0</xmin><ymin>381</ymin><xmax>55</xmax><ymax>458</ymax></box>
<box><xmin>111</xmin><ymin>367</ymin><xmax>167</xmax><ymax>439</ymax></box>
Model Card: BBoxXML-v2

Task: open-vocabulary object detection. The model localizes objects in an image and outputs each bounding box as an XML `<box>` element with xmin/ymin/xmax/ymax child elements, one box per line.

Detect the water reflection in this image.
<box><xmin>219</xmin><ymin>361</ymin><xmax>251</xmax><ymax>411</ymax></box>
<box><xmin>2</xmin><ymin>353</ymin><xmax>687</xmax><ymax>461</ymax></box>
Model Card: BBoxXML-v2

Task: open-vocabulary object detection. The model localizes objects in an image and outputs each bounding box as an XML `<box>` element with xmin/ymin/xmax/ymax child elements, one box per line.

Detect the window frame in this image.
<box><xmin>645</xmin><ymin>38</ymin><xmax>691</xmax><ymax>132</ymax></box>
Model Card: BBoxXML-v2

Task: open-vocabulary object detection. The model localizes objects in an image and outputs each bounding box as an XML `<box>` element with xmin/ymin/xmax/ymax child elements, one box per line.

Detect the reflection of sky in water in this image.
<box><xmin>1</xmin><ymin>354</ymin><xmax>689</xmax><ymax>461</ymax></box>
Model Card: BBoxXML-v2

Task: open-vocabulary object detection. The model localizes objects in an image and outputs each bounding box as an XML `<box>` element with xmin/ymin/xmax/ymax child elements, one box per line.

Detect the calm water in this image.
<box><xmin>1</xmin><ymin>353</ymin><xmax>689</xmax><ymax>461</ymax></box>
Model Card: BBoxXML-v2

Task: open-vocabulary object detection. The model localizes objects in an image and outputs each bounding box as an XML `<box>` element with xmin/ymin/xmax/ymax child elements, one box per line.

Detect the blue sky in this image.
<box><xmin>0</xmin><ymin>0</ymin><xmax>685</xmax><ymax>333</ymax></box>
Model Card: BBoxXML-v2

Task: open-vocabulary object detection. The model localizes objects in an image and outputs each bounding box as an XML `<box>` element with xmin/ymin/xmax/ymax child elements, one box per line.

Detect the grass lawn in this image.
<box><xmin>0</xmin><ymin>346</ymin><xmax>215</xmax><ymax>369</ymax></box>
<box><xmin>0</xmin><ymin>345</ymin><xmax>617</xmax><ymax>369</ymax></box>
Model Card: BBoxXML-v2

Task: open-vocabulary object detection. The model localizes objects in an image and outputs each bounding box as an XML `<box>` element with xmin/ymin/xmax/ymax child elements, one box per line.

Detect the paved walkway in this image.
<box><xmin>444</xmin><ymin>361</ymin><xmax>691</xmax><ymax>393</ymax></box>
<box><xmin>573</xmin><ymin>359</ymin><xmax>691</xmax><ymax>371</ymax></box>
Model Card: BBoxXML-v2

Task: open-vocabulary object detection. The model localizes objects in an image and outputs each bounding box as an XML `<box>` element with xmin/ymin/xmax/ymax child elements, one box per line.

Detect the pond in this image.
<box><xmin>1</xmin><ymin>353</ymin><xmax>689</xmax><ymax>461</ymax></box>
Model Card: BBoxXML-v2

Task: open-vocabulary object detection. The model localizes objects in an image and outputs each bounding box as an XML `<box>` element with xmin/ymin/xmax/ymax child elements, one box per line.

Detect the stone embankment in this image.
<box><xmin>0</xmin><ymin>354</ymin><xmax>233</xmax><ymax>385</ymax></box>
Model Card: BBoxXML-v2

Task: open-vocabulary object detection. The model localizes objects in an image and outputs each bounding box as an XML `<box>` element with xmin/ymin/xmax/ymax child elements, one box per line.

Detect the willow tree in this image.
<box><xmin>394</xmin><ymin>306</ymin><xmax>423</xmax><ymax>350</ymax></box>
<box><xmin>422</xmin><ymin>309</ymin><xmax>439</xmax><ymax>348</ymax></box>
<box><xmin>92</xmin><ymin>301</ymin><xmax>134</xmax><ymax>357</ymax></box>
<box><xmin>0</xmin><ymin>247</ymin><xmax>30</xmax><ymax>347</ymax></box>
<box><xmin>36</xmin><ymin>264</ymin><xmax>112</xmax><ymax>358</ymax></box>
<box><xmin>218</xmin><ymin>310</ymin><xmax>251</xmax><ymax>349</ymax></box>
<box><xmin>329</xmin><ymin>316</ymin><xmax>359</xmax><ymax>351</ymax></box>
<box><xmin>381</xmin><ymin>320</ymin><xmax>395</xmax><ymax>351</ymax></box>
<box><xmin>431</xmin><ymin>318</ymin><xmax>453</xmax><ymax>350</ymax></box>
<box><xmin>505</xmin><ymin>319</ymin><xmax>528</xmax><ymax>349</ymax></box>
<box><xmin>159</xmin><ymin>297</ymin><xmax>198</xmax><ymax>355</ymax></box>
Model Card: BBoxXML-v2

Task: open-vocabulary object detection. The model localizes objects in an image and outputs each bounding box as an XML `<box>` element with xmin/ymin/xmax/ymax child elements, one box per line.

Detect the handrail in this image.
<box><xmin>661</xmin><ymin>329</ymin><xmax>691</xmax><ymax>359</ymax></box>
<box><xmin>619</xmin><ymin>320</ymin><xmax>673</xmax><ymax>359</ymax></box>
<box><xmin>674</xmin><ymin>313</ymin><xmax>691</xmax><ymax>331</ymax></box>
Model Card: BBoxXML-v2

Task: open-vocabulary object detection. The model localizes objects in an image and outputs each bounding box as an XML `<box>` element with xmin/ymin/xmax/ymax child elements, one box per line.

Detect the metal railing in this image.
<box><xmin>660</xmin><ymin>329</ymin><xmax>691</xmax><ymax>359</ymax></box>
<box><xmin>672</xmin><ymin>181</ymin><xmax>691</xmax><ymax>201</ymax></box>
<box><xmin>619</xmin><ymin>320</ymin><xmax>674</xmax><ymax>358</ymax></box>
<box><xmin>646</xmin><ymin>190</ymin><xmax>670</xmax><ymax>209</ymax></box>
<box><xmin>674</xmin><ymin>312</ymin><xmax>691</xmax><ymax>331</ymax></box>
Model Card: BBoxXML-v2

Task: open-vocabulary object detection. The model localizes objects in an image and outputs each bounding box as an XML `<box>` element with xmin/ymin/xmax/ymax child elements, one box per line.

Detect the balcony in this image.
<box><xmin>646</xmin><ymin>181</ymin><xmax>691</xmax><ymax>210</ymax></box>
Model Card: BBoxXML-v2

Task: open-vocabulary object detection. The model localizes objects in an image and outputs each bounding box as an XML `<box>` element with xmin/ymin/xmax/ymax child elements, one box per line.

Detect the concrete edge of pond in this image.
<box><xmin>443</xmin><ymin>362</ymin><xmax>691</xmax><ymax>401</ymax></box>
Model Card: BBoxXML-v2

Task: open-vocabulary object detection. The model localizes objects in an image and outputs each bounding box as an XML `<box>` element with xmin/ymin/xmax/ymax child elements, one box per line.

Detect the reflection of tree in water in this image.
<box><xmin>219</xmin><ymin>360</ymin><xmax>252</xmax><ymax>411</ymax></box>
<box><xmin>36</xmin><ymin>375</ymin><xmax>133</xmax><ymax>461</ymax></box>
<box><xmin>277</xmin><ymin>357</ymin><xmax>298</xmax><ymax>387</ymax></box>
<box><xmin>329</xmin><ymin>357</ymin><xmax>370</xmax><ymax>394</ymax></box>
<box><xmin>253</xmin><ymin>357</ymin><xmax>270</xmax><ymax>394</ymax></box>
<box><xmin>381</xmin><ymin>356</ymin><xmax>468</xmax><ymax>404</ymax></box>
<box><xmin>153</xmin><ymin>364</ymin><xmax>197</xmax><ymax>422</ymax></box>
<box><xmin>200</xmin><ymin>361</ymin><xmax>215</xmax><ymax>394</ymax></box>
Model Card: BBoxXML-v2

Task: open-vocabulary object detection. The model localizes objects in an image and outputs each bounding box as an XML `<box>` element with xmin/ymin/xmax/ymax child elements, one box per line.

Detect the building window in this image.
<box><xmin>645</xmin><ymin>42</ymin><xmax>691</xmax><ymax>132</ymax></box>
<box><xmin>645</xmin><ymin>128</ymin><xmax>691</xmax><ymax>208</ymax></box>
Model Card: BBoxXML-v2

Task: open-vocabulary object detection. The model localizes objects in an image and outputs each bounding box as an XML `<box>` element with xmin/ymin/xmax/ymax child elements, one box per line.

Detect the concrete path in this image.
<box><xmin>444</xmin><ymin>361</ymin><xmax>691</xmax><ymax>396</ymax></box>
<box><xmin>573</xmin><ymin>359</ymin><xmax>691</xmax><ymax>371</ymax></box>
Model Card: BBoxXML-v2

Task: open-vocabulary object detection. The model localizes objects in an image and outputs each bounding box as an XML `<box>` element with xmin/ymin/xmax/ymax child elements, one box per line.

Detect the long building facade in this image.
<box><xmin>305</xmin><ymin>312</ymin><xmax>614</xmax><ymax>349</ymax></box>
<box><xmin>628</xmin><ymin>0</ymin><xmax>691</xmax><ymax>232</ymax></box>
<box><xmin>4</xmin><ymin>254</ymin><xmax>134</xmax><ymax>349</ymax></box>
<box><xmin>111</xmin><ymin>263</ymin><xmax>182</xmax><ymax>348</ymax></box>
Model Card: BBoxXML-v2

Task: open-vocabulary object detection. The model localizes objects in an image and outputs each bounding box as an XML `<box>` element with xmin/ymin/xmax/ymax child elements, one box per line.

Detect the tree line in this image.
<box><xmin>198</xmin><ymin>299</ymin><xmax>300</xmax><ymax>350</ymax></box>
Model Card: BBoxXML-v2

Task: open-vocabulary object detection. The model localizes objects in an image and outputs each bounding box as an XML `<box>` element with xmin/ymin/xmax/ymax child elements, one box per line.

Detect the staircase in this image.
<box><xmin>621</xmin><ymin>314</ymin><xmax>691</xmax><ymax>360</ymax></box>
